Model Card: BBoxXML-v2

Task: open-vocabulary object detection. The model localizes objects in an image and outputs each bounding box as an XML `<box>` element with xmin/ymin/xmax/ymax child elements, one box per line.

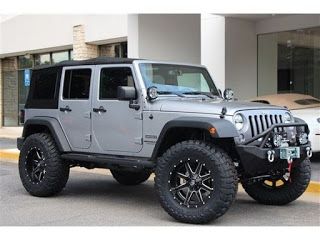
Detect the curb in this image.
<box><xmin>1</xmin><ymin>149</ymin><xmax>319</xmax><ymax>194</ymax></box>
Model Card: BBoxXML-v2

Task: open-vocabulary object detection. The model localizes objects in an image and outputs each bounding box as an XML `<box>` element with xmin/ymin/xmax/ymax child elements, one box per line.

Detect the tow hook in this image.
<box><xmin>306</xmin><ymin>147</ymin><xmax>312</xmax><ymax>158</ymax></box>
<box><xmin>267</xmin><ymin>150</ymin><xmax>275</xmax><ymax>162</ymax></box>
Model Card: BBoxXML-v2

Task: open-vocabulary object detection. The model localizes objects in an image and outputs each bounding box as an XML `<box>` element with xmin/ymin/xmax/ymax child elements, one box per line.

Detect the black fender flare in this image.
<box><xmin>151</xmin><ymin>116</ymin><xmax>239</xmax><ymax>160</ymax></box>
<box><xmin>21</xmin><ymin>117</ymin><xmax>71</xmax><ymax>152</ymax></box>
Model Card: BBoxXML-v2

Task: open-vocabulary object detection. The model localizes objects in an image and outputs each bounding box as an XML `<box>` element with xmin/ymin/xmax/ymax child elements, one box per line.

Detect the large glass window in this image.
<box><xmin>18</xmin><ymin>55</ymin><xmax>33</xmax><ymax>69</ymax></box>
<box><xmin>34</xmin><ymin>53</ymin><xmax>51</xmax><ymax>66</ymax></box>
<box><xmin>52</xmin><ymin>51</ymin><xmax>69</xmax><ymax>64</ymax></box>
<box><xmin>258</xmin><ymin>27</ymin><xmax>320</xmax><ymax>99</ymax></box>
<box><xmin>99</xmin><ymin>42</ymin><xmax>127</xmax><ymax>58</ymax></box>
<box><xmin>63</xmin><ymin>69</ymin><xmax>92</xmax><ymax>99</ymax></box>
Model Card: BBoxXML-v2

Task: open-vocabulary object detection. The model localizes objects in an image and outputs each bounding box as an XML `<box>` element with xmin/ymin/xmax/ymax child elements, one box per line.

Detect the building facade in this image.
<box><xmin>0</xmin><ymin>14</ymin><xmax>319</xmax><ymax>126</ymax></box>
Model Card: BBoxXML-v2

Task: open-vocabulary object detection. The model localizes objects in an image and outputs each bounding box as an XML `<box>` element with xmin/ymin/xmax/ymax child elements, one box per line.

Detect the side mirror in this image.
<box><xmin>117</xmin><ymin>86</ymin><xmax>136</xmax><ymax>100</ymax></box>
<box><xmin>223</xmin><ymin>88</ymin><xmax>234</xmax><ymax>100</ymax></box>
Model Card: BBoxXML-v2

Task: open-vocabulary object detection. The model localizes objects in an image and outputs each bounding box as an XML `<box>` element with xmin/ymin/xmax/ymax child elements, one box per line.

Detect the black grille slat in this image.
<box><xmin>275</xmin><ymin>115</ymin><xmax>279</xmax><ymax>132</ymax></box>
<box><xmin>260</xmin><ymin>115</ymin><xmax>266</xmax><ymax>131</ymax></box>
<box><xmin>270</xmin><ymin>115</ymin><xmax>277</xmax><ymax>132</ymax></box>
<box><xmin>279</xmin><ymin>115</ymin><xmax>283</xmax><ymax>132</ymax></box>
<box><xmin>254</xmin><ymin>115</ymin><xmax>260</xmax><ymax>134</ymax></box>
<box><xmin>249</xmin><ymin>116</ymin><xmax>255</xmax><ymax>137</ymax></box>
<box><xmin>248</xmin><ymin>113</ymin><xmax>286</xmax><ymax>138</ymax></box>
<box><xmin>265</xmin><ymin>115</ymin><xmax>270</xmax><ymax>128</ymax></box>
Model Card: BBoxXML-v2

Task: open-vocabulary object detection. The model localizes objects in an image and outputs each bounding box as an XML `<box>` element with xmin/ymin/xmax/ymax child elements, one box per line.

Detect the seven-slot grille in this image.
<box><xmin>248</xmin><ymin>114</ymin><xmax>284</xmax><ymax>137</ymax></box>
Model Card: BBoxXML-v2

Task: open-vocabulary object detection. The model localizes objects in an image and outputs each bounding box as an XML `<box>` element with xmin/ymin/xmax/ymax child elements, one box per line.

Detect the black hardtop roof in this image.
<box><xmin>34</xmin><ymin>57</ymin><xmax>141</xmax><ymax>70</ymax></box>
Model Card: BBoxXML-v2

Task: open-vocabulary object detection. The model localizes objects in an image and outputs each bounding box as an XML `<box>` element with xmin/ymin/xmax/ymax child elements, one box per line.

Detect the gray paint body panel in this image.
<box><xmin>23</xmin><ymin>59</ymin><xmax>293</xmax><ymax>160</ymax></box>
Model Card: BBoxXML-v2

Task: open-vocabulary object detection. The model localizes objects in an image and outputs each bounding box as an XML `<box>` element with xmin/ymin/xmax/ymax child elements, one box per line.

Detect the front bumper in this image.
<box><xmin>236</xmin><ymin>143</ymin><xmax>311</xmax><ymax>175</ymax></box>
<box><xmin>235</xmin><ymin>122</ymin><xmax>311</xmax><ymax>175</ymax></box>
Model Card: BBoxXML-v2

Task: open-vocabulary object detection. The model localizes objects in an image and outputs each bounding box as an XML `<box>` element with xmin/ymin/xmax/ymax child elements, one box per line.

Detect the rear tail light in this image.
<box><xmin>19</xmin><ymin>109</ymin><xmax>25</xmax><ymax>124</ymax></box>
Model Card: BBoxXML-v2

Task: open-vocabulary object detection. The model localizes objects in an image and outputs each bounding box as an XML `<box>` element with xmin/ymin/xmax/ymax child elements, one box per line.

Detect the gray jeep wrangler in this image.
<box><xmin>17</xmin><ymin>57</ymin><xmax>312</xmax><ymax>224</ymax></box>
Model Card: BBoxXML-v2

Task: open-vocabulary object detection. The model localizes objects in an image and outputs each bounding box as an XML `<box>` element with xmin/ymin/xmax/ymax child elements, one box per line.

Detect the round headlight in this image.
<box><xmin>284</xmin><ymin>112</ymin><xmax>293</xmax><ymax>123</ymax></box>
<box><xmin>234</xmin><ymin>114</ymin><xmax>244</xmax><ymax>131</ymax></box>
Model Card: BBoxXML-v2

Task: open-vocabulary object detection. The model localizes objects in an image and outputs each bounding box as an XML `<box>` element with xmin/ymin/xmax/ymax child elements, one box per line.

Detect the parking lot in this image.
<box><xmin>0</xmin><ymin>137</ymin><xmax>319</xmax><ymax>226</ymax></box>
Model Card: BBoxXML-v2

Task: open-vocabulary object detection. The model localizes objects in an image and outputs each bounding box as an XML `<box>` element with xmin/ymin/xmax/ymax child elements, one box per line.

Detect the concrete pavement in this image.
<box><xmin>0</xmin><ymin>161</ymin><xmax>319</xmax><ymax>226</ymax></box>
<box><xmin>1</xmin><ymin>130</ymin><xmax>319</xmax><ymax>225</ymax></box>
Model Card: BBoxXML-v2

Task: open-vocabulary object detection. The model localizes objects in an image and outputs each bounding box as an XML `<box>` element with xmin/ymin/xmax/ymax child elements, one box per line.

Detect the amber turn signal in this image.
<box><xmin>209</xmin><ymin>127</ymin><xmax>216</xmax><ymax>135</ymax></box>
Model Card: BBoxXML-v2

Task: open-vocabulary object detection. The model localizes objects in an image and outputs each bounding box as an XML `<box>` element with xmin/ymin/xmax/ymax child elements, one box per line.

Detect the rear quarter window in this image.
<box><xmin>25</xmin><ymin>67</ymin><xmax>62</xmax><ymax>109</ymax></box>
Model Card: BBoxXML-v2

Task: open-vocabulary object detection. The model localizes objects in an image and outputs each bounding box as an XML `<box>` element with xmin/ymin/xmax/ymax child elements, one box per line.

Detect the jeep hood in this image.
<box><xmin>159</xmin><ymin>98</ymin><xmax>286</xmax><ymax>115</ymax></box>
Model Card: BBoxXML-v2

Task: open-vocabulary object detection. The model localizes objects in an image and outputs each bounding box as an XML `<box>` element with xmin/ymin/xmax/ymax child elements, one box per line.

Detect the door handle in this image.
<box><xmin>59</xmin><ymin>105</ymin><xmax>72</xmax><ymax>112</ymax></box>
<box><xmin>93</xmin><ymin>106</ymin><xmax>107</xmax><ymax>113</ymax></box>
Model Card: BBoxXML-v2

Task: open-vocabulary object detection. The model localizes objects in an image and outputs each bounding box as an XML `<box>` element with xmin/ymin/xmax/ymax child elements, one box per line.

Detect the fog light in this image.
<box><xmin>272</xmin><ymin>133</ymin><xmax>282</xmax><ymax>148</ymax></box>
<box><xmin>297</xmin><ymin>132</ymin><xmax>308</xmax><ymax>145</ymax></box>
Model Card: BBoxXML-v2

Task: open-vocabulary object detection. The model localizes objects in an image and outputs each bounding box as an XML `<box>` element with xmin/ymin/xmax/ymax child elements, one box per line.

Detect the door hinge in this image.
<box><xmin>85</xmin><ymin>134</ymin><xmax>92</xmax><ymax>142</ymax></box>
<box><xmin>134</xmin><ymin>112</ymin><xmax>143</xmax><ymax>120</ymax></box>
<box><xmin>84</xmin><ymin>111</ymin><xmax>91</xmax><ymax>119</ymax></box>
<box><xmin>134</xmin><ymin>137</ymin><xmax>143</xmax><ymax>145</ymax></box>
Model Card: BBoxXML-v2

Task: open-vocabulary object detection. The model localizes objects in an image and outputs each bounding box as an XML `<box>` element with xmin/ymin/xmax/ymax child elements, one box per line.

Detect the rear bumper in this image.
<box><xmin>236</xmin><ymin>143</ymin><xmax>311</xmax><ymax>175</ymax></box>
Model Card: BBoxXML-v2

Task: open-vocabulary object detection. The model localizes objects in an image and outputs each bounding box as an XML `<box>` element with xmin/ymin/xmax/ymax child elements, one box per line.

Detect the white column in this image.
<box><xmin>128</xmin><ymin>14</ymin><xmax>201</xmax><ymax>64</ymax></box>
<box><xmin>201</xmin><ymin>14</ymin><xmax>225</xmax><ymax>91</ymax></box>
<box><xmin>127</xmin><ymin>14</ymin><xmax>140</xmax><ymax>58</ymax></box>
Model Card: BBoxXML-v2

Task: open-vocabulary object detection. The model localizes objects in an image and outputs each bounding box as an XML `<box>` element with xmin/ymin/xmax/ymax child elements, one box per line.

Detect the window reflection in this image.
<box><xmin>34</xmin><ymin>53</ymin><xmax>51</xmax><ymax>66</ymax></box>
<box><xmin>52</xmin><ymin>51</ymin><xmax>69</xmax><ymax>64</ymax></box>
<box><xmin>258</xmin><ymin>27</ymin><xmax>320</xmax><ymax>99</ymax></box>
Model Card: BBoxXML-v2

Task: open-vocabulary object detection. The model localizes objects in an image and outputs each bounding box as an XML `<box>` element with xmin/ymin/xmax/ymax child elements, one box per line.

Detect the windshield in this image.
<box><xmin>139</xmin><ymin>63</ymin><xmax>220</xmax><ymax>97</ymax></box>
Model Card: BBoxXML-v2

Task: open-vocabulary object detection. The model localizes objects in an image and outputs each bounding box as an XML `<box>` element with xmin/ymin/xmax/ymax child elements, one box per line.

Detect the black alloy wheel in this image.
<box><xmin>19</xmin><ymin>133</ymin><xmax>70</xmax><ymax>197</ymax></box>
<box><xmin>169</xmin><ymin>158</ymin><xmax>214</xmax><ymax>208</ymax></box>
<box><xmin>155</xmin><ymin>140</ymin><xmax>238</xmax><ymax>224</ymax></box>
<box><xmin>25</xmin><ymin>147</ymin><xmax>47</xmax><ymax>184</ymax></box>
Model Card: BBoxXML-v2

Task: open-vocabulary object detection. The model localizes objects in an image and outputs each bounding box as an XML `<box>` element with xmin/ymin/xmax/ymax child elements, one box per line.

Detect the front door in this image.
<box><xmin>92</xmin><ymin>65</ymin><xmax>143</xmax><ymax>153</ymax></box>
<box><xmin>58</xmin><ymin>66</ymin><xmax>94</xmax><ymax>150</ymax></box>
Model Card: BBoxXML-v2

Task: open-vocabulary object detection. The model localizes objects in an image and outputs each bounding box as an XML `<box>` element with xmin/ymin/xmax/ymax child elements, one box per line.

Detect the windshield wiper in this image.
<box><xmin>182</xmin><ymin>91</ymin><xmax>217</xmax><ymax>99</ymax></box>
<box><xmin>158</xmin><ymin>91</ymin><xmax>186</xmax><ymax>97</ymax></box>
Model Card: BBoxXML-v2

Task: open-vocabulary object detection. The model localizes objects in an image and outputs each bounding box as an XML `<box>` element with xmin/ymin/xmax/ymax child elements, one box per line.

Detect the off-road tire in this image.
<box><xmin>242</xmin><ymin>158</ymin><xmax>311</xmax><ymax>205</ymax></box>
<box><xmin>111</xmin><ymin>169</ymin><xmax>151</xmax><ymax>185</ymax></box>
<box><xmin>155</xmin><ymin>140</ymin><xmax>238</xmax><ymax>224</ymax></box>
<box><xmin>19</xmin><ymin>133</ymin><xmax>70</xmax><ymax>197</ymax></box>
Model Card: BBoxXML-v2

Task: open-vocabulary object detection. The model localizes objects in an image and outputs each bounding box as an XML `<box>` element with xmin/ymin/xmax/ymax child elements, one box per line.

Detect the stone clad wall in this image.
<box><xmin>1</xmin><ymin>57</ymin><xmax>18</xmax><ymax>126</ymax></box>
<box><xmin>73</xmin><ymin>25</ymin><xmax>98</xmax><ymax>60</ymax></box>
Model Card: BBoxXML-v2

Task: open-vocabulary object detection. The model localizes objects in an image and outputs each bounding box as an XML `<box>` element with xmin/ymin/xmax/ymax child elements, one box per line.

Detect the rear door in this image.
<box><xmin>58</xmin><ymin>66</ymin><xmax>94</xmax><ymax>150</ymax></box>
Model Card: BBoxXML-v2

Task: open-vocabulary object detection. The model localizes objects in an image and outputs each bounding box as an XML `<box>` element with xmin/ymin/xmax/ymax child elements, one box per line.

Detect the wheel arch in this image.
<box><xmin>151</xmin><ymin>117</ymin><xmax>239</xmax><ymax>160</ymax></box>
<box><xmin>20</xmin><ymin>117</ymin><xmax>71</xmax><ymax>152</ymax></box>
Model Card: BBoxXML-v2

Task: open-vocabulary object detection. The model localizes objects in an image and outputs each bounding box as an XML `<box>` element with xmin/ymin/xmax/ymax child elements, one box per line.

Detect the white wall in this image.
<box><xmin>0</xmin><ymin>15</ymin><xmax>128</xmax><ymax>57</ymax></box>
<box><xmin>225</xmin><ymin>17</ymin><xmax>257</xmax><ymax>100</ymax></box>
<box><xmin>201</xmin><ymin>14</ymin><xmax>225</xmax><ymax>91</ymax></box>
<box><xmin>129</xmin><ymin>14</ymin><xmax>201</xmax><ymax>64</ymax></box>
<box><xmin>256</xmin><ymin>14</ymin><xmax>320</xmax><ymax>34</ymax></box>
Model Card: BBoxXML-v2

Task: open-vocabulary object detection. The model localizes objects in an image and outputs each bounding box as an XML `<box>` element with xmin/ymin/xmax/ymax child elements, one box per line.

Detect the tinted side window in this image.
<box><xmin>33</xmin><ymin>71</ymin><xmax>57</xmax><ymax>100</ymax></box>
<box><xmin>63</xmin><ymin>69</ymin><xmax>92</xmax><ymax>99</ymax></box>
<box><xmin>100</xmin><ymin>67</ymin><xmax>134</xmax><ymax>99</ymax></box>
